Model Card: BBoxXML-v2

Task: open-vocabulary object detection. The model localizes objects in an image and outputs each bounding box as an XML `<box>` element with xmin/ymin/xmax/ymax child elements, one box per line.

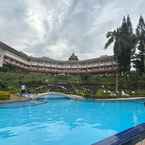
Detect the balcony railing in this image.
<box><xmin>3</xmin><ymin>55</ymin><xmax>117</xmax><ymax>74</ymax></box>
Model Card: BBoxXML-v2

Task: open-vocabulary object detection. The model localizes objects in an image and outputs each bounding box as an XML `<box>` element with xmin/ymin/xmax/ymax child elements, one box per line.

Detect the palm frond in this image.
<box><xmin>106</xmin><ymin>32</ymin><xmax>113</xmax><ymax>38</ymax></box>
<box><xmin>104</xmin><ymin>37</ymin><xmax>114</xmax><ymax>49</ymax></box>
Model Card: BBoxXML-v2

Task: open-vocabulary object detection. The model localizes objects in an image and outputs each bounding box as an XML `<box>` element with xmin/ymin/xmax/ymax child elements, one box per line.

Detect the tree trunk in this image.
<box><xmin>115</xmin><ymin>71</ymin><xmax>119</xmax><ymax>93</ymax></box>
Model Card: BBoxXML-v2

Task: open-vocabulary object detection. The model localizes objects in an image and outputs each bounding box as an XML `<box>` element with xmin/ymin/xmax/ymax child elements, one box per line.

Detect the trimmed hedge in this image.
<box><xmin>0</xmin><ymin>91</ymin><xmax>10</xmax><ymax>100</ymax></box>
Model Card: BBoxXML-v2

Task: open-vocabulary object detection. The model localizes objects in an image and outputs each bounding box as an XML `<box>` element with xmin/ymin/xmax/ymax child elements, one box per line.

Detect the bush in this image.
<box><xmin>0</xmin><ymin>91</ymin><xmax>10</xmax><ymax>100</ymax></box>
<box><xmin>74</xmin><ymin>88</ymin><xmax>90</xmax><ymax>97</ymax></box>
<box><xmin>95</xmin><ymin>89</ymin><xmax>110</xmax><ymax>98</ymax></box>
<box><xmin>131</xmin><ymin>90</ymin><xmax>145</xmax><ymax>97</ymax></box>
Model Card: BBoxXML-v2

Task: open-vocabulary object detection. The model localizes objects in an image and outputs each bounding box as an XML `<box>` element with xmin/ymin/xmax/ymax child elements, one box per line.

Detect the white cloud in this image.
<box><xmin>0</xmin><ymin>0</ymin><xmax>145</xmax><ymax>60</ymax></box>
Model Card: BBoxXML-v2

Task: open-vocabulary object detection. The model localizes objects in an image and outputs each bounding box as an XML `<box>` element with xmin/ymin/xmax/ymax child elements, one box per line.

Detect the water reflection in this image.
<box><xmin>0</xmin><ymin>129</ymin><xmax>16</xmax><ymax>139</ymax></box>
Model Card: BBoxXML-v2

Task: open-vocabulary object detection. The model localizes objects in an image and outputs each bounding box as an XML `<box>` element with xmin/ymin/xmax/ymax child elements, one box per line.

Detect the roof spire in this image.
<box><xmin>68</xmin><ymin>52</ymin><xmax>79</xmax><ymax>61</ymax></box>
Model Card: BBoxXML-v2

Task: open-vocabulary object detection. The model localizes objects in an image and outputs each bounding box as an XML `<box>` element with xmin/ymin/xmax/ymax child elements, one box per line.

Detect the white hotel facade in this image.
<box><xmin>0</xmin><ymin>41</ymin><xmax>117</xmax><ymax>75</ymax></box>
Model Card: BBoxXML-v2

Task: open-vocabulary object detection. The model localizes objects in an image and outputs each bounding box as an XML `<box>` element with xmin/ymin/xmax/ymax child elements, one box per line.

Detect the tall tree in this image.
<box><xmin>134</xmin><ymin>16</ymin><xmax>145</xmax><ymax>75</ymax></box>
<box><xmin>119</xmin><ymin>15</ymin><xmax>136</xmax><ymax>73</ymax></box>
<box><xmin>127</xmin><ymin>15</ymin><xmax>133</xmax><ymax>33</ymax></box>
<box><xmin>105</xmin><ymin>16</ymin><xmax>136</xmax><ymax>74</ymax></box>
<box><xmin>105</xmin><ymin>16</ymin><xmax>136</xmax><ymax>92</ymax></box>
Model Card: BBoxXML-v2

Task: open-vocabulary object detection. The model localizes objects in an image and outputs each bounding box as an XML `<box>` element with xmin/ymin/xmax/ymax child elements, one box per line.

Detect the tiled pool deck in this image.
<box><xmin>92</xmin><ymin>123</ymin><xmax>145</xmax><ymax>145</ymax></box>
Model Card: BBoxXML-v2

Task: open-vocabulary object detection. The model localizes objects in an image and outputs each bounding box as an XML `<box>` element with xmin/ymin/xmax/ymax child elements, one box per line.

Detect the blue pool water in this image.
<box><xmin>0</xmin><ymin>96</ymin><xmax>145</xmax><ymax>145</ymax></box>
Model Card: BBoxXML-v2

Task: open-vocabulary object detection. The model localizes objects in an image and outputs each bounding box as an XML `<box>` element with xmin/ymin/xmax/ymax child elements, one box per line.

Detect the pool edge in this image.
<box><xmin>92</xmin><ymin>123</ymin><xmax>145</xmax><ymax>145</ymax></box>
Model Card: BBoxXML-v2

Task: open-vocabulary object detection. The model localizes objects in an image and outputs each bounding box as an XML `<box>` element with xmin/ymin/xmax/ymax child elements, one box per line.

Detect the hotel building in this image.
<box><xmin>0</xmin><ymin>41</ymin><xmax>117</xmax><ymax>75</ymax></box>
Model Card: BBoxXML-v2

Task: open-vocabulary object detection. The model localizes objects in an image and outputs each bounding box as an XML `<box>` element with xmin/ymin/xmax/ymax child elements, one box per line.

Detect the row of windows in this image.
<box><xmin>4</xmin><ymin>56</ymin><xmax>116</xmax><ymax>68</ymax></box>
<box><xmin>3</xmin><ymin>56</ymin><xmax>117</xmax><ymax>73</ymax></box>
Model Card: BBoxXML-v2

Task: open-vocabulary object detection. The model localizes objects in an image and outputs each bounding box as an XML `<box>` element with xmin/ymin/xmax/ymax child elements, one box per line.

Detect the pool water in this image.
<box><xmin>0</xmin><ymin>96</ymin><xmax>145</xmax><ymax>145</ymax></box>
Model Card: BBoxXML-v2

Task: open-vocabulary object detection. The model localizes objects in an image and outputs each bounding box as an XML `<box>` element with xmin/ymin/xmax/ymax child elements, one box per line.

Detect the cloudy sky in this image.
<box><xmin>0</xmin><ymin>0</ymin><xmax>144</xmax><ymax>60</ymax></box>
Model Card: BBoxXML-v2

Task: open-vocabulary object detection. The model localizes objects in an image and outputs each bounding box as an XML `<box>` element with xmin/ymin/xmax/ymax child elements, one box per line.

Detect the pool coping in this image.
<box><xmin>36</xmin><ymin>92</ymin><xmax>145</xmax><ymax>101</ymax></box>
<box><xmin>0</xmin><ymin>92</ymin><xmax>145</xmax><ymax>104</ymax></box>
<box><xmin>47</xmin><ymin>92</ymin><xmax>145</xmax><ymax>101</ymax></box>
<box><xmin>93</xmin><ymin>97</ymin><xmax>145</xmax><ymax>101</ymax></box>
<box><xmin>92</xmin><ymin>123</ymin><xmax>145</xmax><ymax>145</ymax></box>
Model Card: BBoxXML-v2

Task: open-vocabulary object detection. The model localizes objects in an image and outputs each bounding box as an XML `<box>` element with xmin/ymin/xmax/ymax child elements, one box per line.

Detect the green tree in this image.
<box><xmin>104</xmin><ymin>27</ymin><xmax>122</xmax><ymax>93</ymax></box>
<box><xmin>105</xmin><ymin>16</ymin><xmax>136</xmax><ymax>74</ymax></box>
<box><xmin>134</xmin><ymin>16</ymin><xmax>145</xmax><ymax>75</ymax></box>
<box><xmin>119</xmin><ymin>16</ymin><xmax>136</xmax><ymax>73</ymax></box>
<box><xmin>105</xmin><ymin>16</ymin><xmax>136</xmax><ymax>92</ymax></box>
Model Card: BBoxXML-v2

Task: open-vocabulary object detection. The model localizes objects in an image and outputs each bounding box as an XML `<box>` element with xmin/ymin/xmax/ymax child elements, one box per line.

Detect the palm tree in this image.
<box><xmin>104</xmin><ymin>16</ymin><xmax>137</xmax><ymax>93</ymax></box>
<box><xmin>105</xmin><ymin>28</ymin><xmax>122</xmax><ymax>63</ymax></box>
<box><xmin>105</xmin><ymin>16</ymin><xmax>136</xmax><ymax>72</ymax></box>
<box><xmin>104</xmin><ymin>28</ymin><xmax>121</xmax><ymax>93</ymax></box>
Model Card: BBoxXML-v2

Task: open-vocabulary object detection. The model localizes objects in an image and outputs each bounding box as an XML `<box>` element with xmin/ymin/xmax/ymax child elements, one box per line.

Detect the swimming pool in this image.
<box><xmin>0</xmin><ymin>95</ymin><xmax>145</xmax><ymax>145</ymax></box>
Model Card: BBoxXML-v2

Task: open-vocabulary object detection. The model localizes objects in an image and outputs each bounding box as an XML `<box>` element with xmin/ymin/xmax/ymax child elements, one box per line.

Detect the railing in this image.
<box><xmin>3</xmin><ymin>55</ymin><xmax>117</xmax><ymax>74</ymax></box>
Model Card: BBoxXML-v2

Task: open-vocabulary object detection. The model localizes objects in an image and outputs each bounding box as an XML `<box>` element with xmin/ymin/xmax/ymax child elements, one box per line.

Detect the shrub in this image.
<box><xmin>95</xmin><ymin>89</ymin><xmax>110</xmax><ymax>98</ymax></box>
<box><xmin>131</xmin><ymin>90</ymin><xmax>145</xmax><ymax>97</ymax></box>
<box><xmin>74</xmin><ymin>88</ymin><xmax>90</xmax><ymax>97</ymax></box>
<box><xmin>0</xmin><ymin>91</ymin><xmax>10</xmax><ymax>100</ymax></box>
